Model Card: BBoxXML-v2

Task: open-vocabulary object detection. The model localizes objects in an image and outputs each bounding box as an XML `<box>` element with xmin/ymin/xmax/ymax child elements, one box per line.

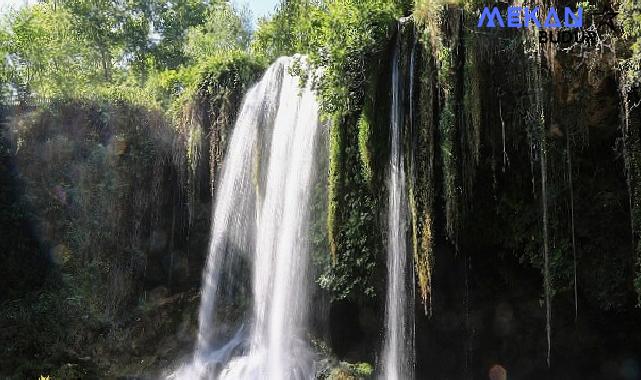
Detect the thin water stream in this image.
<box><xmin>381</xmin><ymin>29</ymin><xmax>415</xmax><ymax>380</ymax></box>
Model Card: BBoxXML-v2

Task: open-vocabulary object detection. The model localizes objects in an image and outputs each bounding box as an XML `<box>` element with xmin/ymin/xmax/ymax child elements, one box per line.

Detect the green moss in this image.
<box><xmin>434</xmin><ymin>8</ymin><xmax>464</xmax><ymax>246</ymax></box>
<box><xmin>322</xmin><ymin>111</ymin><xmax>381</xmax><ymax>299</ymax></box>
<box><xmin>462</xmin><ymin>30</ymin><xmax>481</xmax><ymax>190</ymax></box>
<box><xmin>406</xmin><ymin>25</ymin><xmax>438</xmax><ymax>312</ymax></box>
<box><xmin>357</xmin><ymin>61</ymin><xmax>391</xmax><ymax>189</ymax></box>
<box><xmin>328</xmin><ymin>113</ymin><xmax>345</xmax><ymax>262</ymax></box>
<box><xmin>358</xmin><ymin>109</ymin><xmax>374</xmax><ymax>186</ymax></box>
<box><xmin>439</xmin><ymin>45</ymin><xmax>459</xmax><ymax>245</ymax></box>
<box><xmin>350</xmin><ymin>362</ymin><xmax>374</xmax><ymax>377</ymax></box>
<box><xmin>440</xmin><ymin>95</ymin><xmax>458</xmax><ymax>242</ymax></box>
<box><xmin>320</xmin><ymin>361</ymin><xmax>375</xmax><ymax>379</ymax></box>
<box><xmin>409</xmin><ymin>184</ymin><xmax>433</xmax><ymax>312</ymax></box>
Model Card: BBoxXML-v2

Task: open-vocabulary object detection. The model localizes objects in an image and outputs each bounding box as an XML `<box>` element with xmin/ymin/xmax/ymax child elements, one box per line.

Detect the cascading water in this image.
<box><xmin>381</xmin><ymin>27</ymin><xmax>415</xmax><ymax>380</ymax></box>
<box><xmin>170</xmin><ymin>56</ymin><xmax>320</xmax><ymax>380</ymax></box>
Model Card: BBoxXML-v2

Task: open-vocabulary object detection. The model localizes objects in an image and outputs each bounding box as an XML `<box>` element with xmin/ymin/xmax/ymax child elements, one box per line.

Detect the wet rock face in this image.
<box><xmin>0</xmin><ymin>56</ymin><xmax>263</xmax><ymax>377</ymax></box>
<box><xmin>409</xmin><ymin>43</ymin><xmax>641</xmax><ymax>380</ymax></box>
<box><xmin>7</xmin><ymin>102</ymin><xmax>202</xmax><ymax>293</ymax></box>
<box><xmin>0</xmin><ymin>101</ymin><xmax>209</xmax><ymax>378</ymax></box>
<box><xmin>323</xmin><ymin>15</ymin><xmax>641</xmax><ymax>379</ymax></box>
<box><xmin>0</xmin><ymin>106</ymin><xmax>46</xmax><ymax>300</ymax></box>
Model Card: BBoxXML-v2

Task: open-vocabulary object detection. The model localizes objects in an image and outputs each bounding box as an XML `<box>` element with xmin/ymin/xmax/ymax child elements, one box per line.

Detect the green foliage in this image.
<box><xmin>350</xmin><ymin>362</ymin><xmax>374</xmax><ymax>377</ymax></box>
<box><xmin>183</xmin><ymin>3</ymin><xmax>252</xmax><ymax>63</ymax></box>
<box><xmin>416</xmin><ymin>7</ymin><xmax>465</xmax><ymax>254</ymax></box>
<box><xmin>310</xmin><ymin>140</ymin><xmax>331</xmax><ymax>274</ymax></box>
<box><xmin>176</xmin><ymin>52</ymin><xmax>264</xmax><ymax>219</ymax></box>
<box><xmin>410</xmin><ymin>30</ymin><xmax>437</xmax><ymax>312</ymax></box>
<box><xmin>144</xmin><ymin>0</ymin><xmax>211</xmax><ymax>70</ymax></box>
<box><xmin>357</xmin><ymin>62</ymin><xmax>391</xmax><ymax>189</ymax></box>
<box><xmin>310</xmin><ymin>0</ymin><xmax>402</xmax><ymax>114</ymax></box>
<box><xmin>438</xmin><ymin>39</ymin><xmax>460</xmax><ymax>244</ymax></box>
<box><xmin>0</xmin><ymin>3</ymin><xmax>100</xmax><ymax>99</ymax></box>
<box><xmin>620</xmin><ymin>0</ymin><xmax>641</xmax><ymax>88</ymax></box>
<box><xmin>0</xmin><ymin>0</ymin><xmax>253</xmax><ymax>108</ymax></box>
<box><xmin>143</xmin><ymin>68</ymin><xmax>195</xmax><ymax>109</ymax></box>
<box><xmin>62</xmin><ymin>0</ymin><xmax>144</xmax><ymax>81</ymax></box>
<box><xmin>420</xmin><ymin>5</ymin><xmax>478</xmax><ymax>254</ymax></box>
<box><xmin>252</xmin><ymin>0</ymin><xmax>323</xmax><ymax>61</ymax></box>
<box><xmin>156</xmin><ymin>51</ymin><xmax>264</xmax><ymax>115</ymax></box>
<box><xmin>251</xmin><ymin>0</ymin><xmax>405</xmax><ymax>300</ymax></box>
<box><xmin>191</xmin><ymin>53</ymin><xmax>265</xmax><ymax>99</ymax></box>
<box><xmin>252</xmin><ymin>0</ymin><xmax>404</xmax><ymax>112</ymax></box>
<box><xmin>316</xmin><ymin>358</ymin><xmax>374</xmax><ymax>380</ymax></box>
<box><xmin>320</xmin><ymin>114</ymin><xmax>381</xmax><ymax>300</ymax></box>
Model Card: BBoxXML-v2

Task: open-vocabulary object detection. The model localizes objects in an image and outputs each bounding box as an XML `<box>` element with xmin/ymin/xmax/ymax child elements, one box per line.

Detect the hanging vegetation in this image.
<box><xmin>437</xmin><ymin>8</ymin><xmax>463</xmax><ymax>247</ymax></box>
<box><xmin>619</xmin><ymin>0</ymin><xmax>641</xmax><ymax>303</ymax></box>
<box><xmin>176</xmin><ymin>53</ymin><xmax>263</xmax><ymax>224</ymax></box>
<box><xmin>409</xmin><ymin>24</ymin><xmax>437</xmax><ymax>313</ymax></box>
<box><xmin>312</xmin><ymin>0</ymin><xmax>404</xmax><ymax>299</ymax></box>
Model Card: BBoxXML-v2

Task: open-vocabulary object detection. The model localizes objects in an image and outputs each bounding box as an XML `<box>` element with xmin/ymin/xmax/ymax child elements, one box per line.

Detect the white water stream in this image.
<box><xmin>170</xmin><ymin>57</ymin><xmax>320</xmax><ymax>380</ymax></box>
<box><xmin>381</xmin><ymin>31</ymin><xmax>415</xmax><ymax>380</ymax></box>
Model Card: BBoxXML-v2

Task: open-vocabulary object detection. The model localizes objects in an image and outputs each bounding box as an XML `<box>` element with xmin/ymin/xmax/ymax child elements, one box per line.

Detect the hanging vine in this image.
<box><xmin>411</xmin><ymin>26</ymin><xmax>437</xmax><ymax>313</ymax></box>
<box><xmin>438</xmin><ymin>7</ymin><xmax>463</xmax><ymax>248</ymax></box>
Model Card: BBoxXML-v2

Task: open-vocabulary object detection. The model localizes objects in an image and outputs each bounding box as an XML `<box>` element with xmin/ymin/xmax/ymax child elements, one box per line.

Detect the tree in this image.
<box><xmin>62</xmin><ymin>0</ymin><xmax>132</xmax><ymax>81</ymax></box>
<box><xmin>252</xmin><ymin>0</ymin><xmax>322</xmax><ymax>60</ymax></box>
<box><xmin>0</xmin><ymin>3</ymin><xmax>98</xmax><ymax>99</ymax></box>
<box><xmin>146</xmin><ymin>0</ymin><xmax>210</xmax><ymax>69</ymax></box>
<box><xmin>183</xmin><ymin>1</ymin><xmax>252</xmax><ymax>62</ymax></box>
<box><xmin>0</xmin><ymin>0</ymin><xmax>254</xmax><ymax>102</ymax></box>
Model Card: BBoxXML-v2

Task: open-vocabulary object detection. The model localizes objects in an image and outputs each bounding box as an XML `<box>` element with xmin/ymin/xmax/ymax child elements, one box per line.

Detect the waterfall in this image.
<box><xmin>169</xmin><ymin>56</ymin><xmax>320</xmax><ymax>380</ymax></box>
<box><xmin>381</xmin><ymin>29</ymin><xmax>415</xmax><ymax>380</ymax></box>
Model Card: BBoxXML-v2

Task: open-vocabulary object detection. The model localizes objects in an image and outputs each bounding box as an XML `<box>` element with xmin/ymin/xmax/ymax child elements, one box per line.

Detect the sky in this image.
<box><xmin>0</xmin><ymin>0</ymin><xmax>280</xmax><ymax>22</ymax></box>
<box><xmin>246</xmin><ymin>0</ymin><xmax>280</xmax><ymax>21</ymax></box>
<box><xmin>0</xmin><ymin>0</ymin><xmax>32</xmax><ymax>17</ymax></box>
